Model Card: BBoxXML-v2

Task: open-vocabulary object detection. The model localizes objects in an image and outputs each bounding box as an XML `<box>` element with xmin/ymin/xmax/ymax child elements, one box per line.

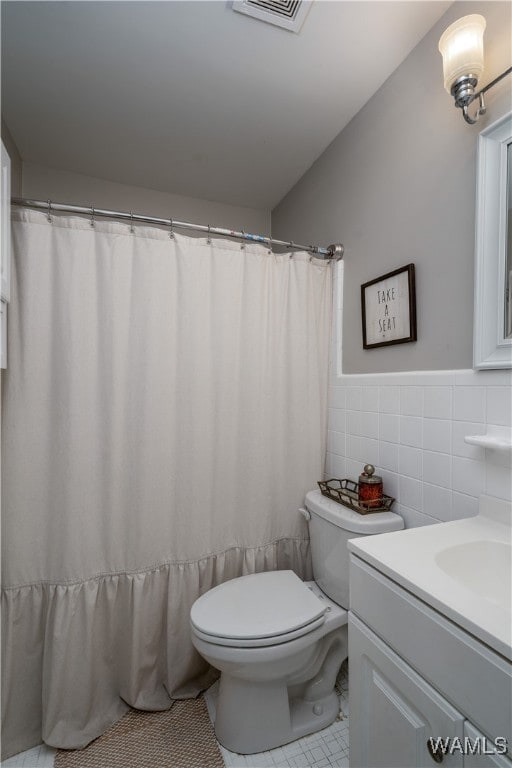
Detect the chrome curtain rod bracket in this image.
<box><xmin>11</xmin><ymin>198</ymin><xmax>344</xmax><ymax>260</ymax></box>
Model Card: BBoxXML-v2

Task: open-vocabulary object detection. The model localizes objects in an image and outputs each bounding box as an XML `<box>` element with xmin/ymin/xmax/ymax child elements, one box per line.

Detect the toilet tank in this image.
<box><xmin>304</xmin><ymin>489</ymin><xmax>403</xmax><ymax>609</ymax></box>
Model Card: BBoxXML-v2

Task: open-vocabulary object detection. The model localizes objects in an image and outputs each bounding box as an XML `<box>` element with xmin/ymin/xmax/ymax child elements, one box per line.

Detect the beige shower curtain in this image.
<box><xmin>1</xmin><ymin>208</ymin><xmax>332</xmax><ymax>759</ymax></box>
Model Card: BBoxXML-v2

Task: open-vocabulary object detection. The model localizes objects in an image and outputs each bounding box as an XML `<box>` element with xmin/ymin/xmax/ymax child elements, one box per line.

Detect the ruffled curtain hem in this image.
<box><xmin>1</xmin><ymin>537</ymin><xmax>311</xmax><ymax>760</ymax></box>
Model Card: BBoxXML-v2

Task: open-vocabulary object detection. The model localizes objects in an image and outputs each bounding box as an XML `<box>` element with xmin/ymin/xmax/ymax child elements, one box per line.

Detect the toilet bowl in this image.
<box><xmin>191</xmin><ymin>572</ymin><xmax>347</xmax><ymax>753</ymax></box>
<box><xmin>190</xmin><ymin>489</ymin><xmax>404</xmax><ymax>754</ymax></box>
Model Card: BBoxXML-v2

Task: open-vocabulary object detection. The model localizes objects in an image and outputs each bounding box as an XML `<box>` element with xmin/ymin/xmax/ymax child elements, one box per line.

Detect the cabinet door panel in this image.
<box><xmin>463</xmin><ymin>722</ymin><xmax>512</xmax><ymax>767</ymax></box>
<box><xmin>350</xmin><ymin>613</ymin><xmax>464</xmax><ymax>768</ymax></box>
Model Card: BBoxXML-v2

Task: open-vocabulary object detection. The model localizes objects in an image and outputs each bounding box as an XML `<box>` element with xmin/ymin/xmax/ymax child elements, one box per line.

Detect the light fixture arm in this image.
<box><xmin>463</xmin><ymin>92</ymin><xmax>486</xmax><ymax>125</ymax></box>
<box><xmin>459</xmin><ymin>65</ymin><xmax>512</xmax><ymax>125</ymax></box>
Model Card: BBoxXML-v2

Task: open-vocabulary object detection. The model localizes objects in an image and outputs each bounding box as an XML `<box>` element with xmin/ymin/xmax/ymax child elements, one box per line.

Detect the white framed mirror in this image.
<box><xmin>474</xmin><ymin>111</ymin><xmax>512</xmax><ymax>369</ymax></box>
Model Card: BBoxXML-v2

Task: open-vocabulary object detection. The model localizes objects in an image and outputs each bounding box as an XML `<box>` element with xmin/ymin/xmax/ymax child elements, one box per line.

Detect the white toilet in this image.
<box><xmin>190</xmin><ymin>489</ymin><xmax>403</xmax><ymax>753</ymax></box>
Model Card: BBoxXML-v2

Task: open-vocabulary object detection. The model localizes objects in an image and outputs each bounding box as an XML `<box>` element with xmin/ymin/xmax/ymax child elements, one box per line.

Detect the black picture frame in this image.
<box><xmin>361</xmin><ymin>264</ymin><xmax>417</xmax><ymax>349</ymax></box>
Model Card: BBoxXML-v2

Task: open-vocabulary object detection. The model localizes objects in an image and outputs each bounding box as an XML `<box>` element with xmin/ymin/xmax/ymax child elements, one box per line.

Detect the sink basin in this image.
<box><xmin>435</xmin><ymin>540</ymin><xmax>511</xmax><ymax>607</ymax></box>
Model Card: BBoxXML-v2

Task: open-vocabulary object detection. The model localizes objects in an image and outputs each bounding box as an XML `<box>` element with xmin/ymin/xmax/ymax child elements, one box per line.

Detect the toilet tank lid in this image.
<box><xmin>190</xmin><ymin>570</ymin><xmax>326</xmax><ymax>640</ymax></box>
<box><xmin>305</xmin><ymin>489</ymin><xmax>404</xmax><ymax>534</ymax></box>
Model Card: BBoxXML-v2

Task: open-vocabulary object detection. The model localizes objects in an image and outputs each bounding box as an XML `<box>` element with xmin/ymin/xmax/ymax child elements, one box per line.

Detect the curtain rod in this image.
<box><xmin>11</xmin><ymin>198</ymin><xmax>344</xmax><ymax>261</ymax></box>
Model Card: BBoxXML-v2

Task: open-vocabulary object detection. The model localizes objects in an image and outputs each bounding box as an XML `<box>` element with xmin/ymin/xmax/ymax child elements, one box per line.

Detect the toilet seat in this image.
<box><xmin>192</xmin><ymin>614</ymin><xmax>326</xmax><ymax>647</ymax></box>
<box><xmin>190</xmin><ymin>570</ymin><xmax>327</xmax><ymax>647</ymax></box>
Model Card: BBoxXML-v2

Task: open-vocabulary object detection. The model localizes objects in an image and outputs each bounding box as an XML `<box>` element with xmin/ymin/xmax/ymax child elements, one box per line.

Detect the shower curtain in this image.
<box><xmin>1</xmin><ymin>208</ymin><xmax>332</xmax><ymax>759</ymax></box>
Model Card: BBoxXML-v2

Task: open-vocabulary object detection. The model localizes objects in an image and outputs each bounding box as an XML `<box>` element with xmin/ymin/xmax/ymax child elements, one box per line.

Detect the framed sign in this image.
<box><xmin>361</xmin><ymin>264</ymin><xmax>417</xmax><ymax>349</ymax></box>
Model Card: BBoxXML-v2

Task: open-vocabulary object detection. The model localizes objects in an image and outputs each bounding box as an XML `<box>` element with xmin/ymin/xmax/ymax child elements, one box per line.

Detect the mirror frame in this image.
<box><xmin>474</xmin><ymin>110</ymin><xmax>512</xmax><ymax>369</ymax></box>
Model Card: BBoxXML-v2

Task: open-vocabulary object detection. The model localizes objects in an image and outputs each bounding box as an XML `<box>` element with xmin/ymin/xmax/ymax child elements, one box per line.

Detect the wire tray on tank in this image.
<box><xmin>317</xmin><ymin>479</ymin><xmax>395</xmax><ymax>515</ymax></box>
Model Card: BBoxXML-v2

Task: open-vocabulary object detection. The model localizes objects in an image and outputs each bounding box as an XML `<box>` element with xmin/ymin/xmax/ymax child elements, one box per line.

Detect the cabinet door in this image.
<box><xmin>350</xmin><ymin>613</ymin><xmax>464</xmax><ymax>768</ymax></box>
<box><xmin>463</xmin><ymin>722</ymin><xmax>512</xmax><ymax>767</ymax></box>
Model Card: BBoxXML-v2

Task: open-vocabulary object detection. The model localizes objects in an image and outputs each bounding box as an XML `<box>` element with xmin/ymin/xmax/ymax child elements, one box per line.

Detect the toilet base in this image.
<box><xmin>214</xmin><ymin>674</ymin><xmax>341</xmax><ymax>754</ymax></box>
<box><xmin>212</xmin><ymin>621</ymin><xmax>347</xmax><ymax>754</ymax></box>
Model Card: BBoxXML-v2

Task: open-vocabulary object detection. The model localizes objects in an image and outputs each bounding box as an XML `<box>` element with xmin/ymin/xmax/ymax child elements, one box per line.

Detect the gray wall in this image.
<box><xmin>272</xmin><ymin>2</ymin><xmax>512</xmax><ymax>374</ymax></box>
<box><xmin>22</xmin><ymin>163</ymin><xmax>270</xmax><ymax>235</ymax></box>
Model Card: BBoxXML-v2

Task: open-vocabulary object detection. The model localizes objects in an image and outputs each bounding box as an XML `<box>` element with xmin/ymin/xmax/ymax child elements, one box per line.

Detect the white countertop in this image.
<box><xmin>348</xmin><ymin>495</ymin><xmax>512</xmax><ymax>660</ymax></box>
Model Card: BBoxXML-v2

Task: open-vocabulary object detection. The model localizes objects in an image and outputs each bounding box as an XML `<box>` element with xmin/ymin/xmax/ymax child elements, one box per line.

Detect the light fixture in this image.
<box><xmin>438</xmin><ymin>14</ymin><xmax>512</xmax><ymax>125</ymax></box>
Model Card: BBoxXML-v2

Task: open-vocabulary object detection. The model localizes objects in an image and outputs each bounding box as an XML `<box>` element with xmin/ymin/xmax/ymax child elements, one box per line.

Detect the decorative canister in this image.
<box><xmin>358</xmin><ymin>464</ymin><xmax>383</xmax><ymax>508</ymax></box>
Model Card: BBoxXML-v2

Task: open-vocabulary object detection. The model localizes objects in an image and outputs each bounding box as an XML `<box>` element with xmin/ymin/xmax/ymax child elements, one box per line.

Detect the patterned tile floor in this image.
<box><xmin>1</xmin><ymin>745</ymin><xmax>56</xmax><ymax>768</ymax></box>
<box><xmin>2</xmin><ymin>662</ymin><xmax>350</xmax><ymax>768</ymax></box>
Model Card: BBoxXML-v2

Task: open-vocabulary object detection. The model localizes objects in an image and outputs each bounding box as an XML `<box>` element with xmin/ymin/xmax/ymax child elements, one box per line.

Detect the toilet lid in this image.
<box><xmin>190</xmin><ymin>570</ymin><xmax>327</xmax><ymax>641</ymax></box>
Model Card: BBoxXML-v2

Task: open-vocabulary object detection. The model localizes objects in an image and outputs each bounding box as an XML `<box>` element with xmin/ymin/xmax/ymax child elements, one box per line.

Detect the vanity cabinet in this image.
<box><xmin>349</xmin><ymin>554</ymin><xmax>512</xmax><ymax>768</ymax></box>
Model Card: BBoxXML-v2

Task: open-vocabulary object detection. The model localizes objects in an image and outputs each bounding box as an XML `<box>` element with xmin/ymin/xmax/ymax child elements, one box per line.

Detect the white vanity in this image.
<box><xmin>348</xmin><ymin>495</ymin><xmax>512</xmax><ymax>768</ymax></box>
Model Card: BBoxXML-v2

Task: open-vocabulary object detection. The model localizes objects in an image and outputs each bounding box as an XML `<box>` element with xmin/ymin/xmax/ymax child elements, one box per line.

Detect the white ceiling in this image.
<box><xmin>1</xmin><ymin>1</ymin><xmax>451</xmax><ymax>210</ymax></box>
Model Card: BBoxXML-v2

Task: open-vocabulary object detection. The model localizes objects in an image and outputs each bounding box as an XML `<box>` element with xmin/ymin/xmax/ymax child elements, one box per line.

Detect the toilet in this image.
<box><xmin>190</xmin><ymin>489</ymin><xmax>404</xmax><ymax>754</ymax></box>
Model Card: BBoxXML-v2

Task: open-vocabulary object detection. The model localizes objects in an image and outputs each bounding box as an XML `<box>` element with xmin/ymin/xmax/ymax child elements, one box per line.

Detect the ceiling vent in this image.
<box><xmin>232</xmin><ymin>0</ymin><xmax>312</xmax><ymax>33</ymax></box>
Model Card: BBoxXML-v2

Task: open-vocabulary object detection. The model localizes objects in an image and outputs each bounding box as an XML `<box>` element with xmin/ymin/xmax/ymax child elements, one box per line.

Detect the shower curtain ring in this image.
<box><xmin>241</xmin><ymin>231</ymin><xmax>245</xmax><ymax>249</ymax></box>
<box><xmin>169</xmin><ymin>218</ymin><xmax>174</xmax><ymax>239</ymax></box>
<box><xmin>207</xmin><ymin>224</ymin><xmax>211</xmax><ymax>245</ymax></box>
<box><xmin>268</xmin><ymin>236</ymin><xmax>272</xmax><ymax>255</ymax></box>
<box><xmin>130</xmin><ymin>212</ymin><xmax>134</xmax><ymax>234</ymax></box>
<box><xmin>47</xmin><ymin>200</ymin><xmax>52</xmax><ymax>223</ymax></box>
<box><xmin>90</xmin><ymin>207</ymin><xmax>95</xmax><ymax>227</ymax></box>
<box><xmin>289</xmin><ymin>241</ymin><xmax>294</xmax><ymax>259</ymax></box>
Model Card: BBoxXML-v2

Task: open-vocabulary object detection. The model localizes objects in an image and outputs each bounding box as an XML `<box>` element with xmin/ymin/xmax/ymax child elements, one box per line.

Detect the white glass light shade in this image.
<box><xmin>438</xmin><ymin>14</ymin><xmax>486</xmax><ymax>93</ymax></box>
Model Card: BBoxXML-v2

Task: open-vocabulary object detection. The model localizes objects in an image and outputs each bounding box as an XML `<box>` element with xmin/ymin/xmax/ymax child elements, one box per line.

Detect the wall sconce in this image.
<box><xmin>438</xmin><ymin>14</ymin><xmax>512</xmax><ymax>125</ymax></box>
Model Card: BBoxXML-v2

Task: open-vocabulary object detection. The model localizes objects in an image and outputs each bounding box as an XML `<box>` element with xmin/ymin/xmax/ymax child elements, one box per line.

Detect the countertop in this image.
<box><xmin>348</xmin><ymin>495</ymin><xmax>512</xmax><ymax>660</ymax></box>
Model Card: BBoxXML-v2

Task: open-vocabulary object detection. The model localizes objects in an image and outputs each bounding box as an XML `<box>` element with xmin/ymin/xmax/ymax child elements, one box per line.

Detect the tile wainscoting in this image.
<box><xmin>326</xmin><ymin>369</ymin><xmax>512</xmax><ymax>528</ymax></box>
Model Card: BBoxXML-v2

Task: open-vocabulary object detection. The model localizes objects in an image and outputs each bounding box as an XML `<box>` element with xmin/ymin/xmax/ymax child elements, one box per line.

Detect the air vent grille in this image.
<box><xmin>232</xmin><ymin>0</ymin><xmax>311</xmax><ymax>33</ymax></box>
<box><xmin>247</xmin><ymin>0</ymin><xmax>301</xmax><ymax>21</ymax></box>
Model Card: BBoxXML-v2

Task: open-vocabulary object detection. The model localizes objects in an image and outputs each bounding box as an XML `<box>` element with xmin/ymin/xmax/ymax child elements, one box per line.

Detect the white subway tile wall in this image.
<box><xmin>326</xmin><ymin>370</ymin><xmax>512</xmax><ymax>525</ymax></box>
